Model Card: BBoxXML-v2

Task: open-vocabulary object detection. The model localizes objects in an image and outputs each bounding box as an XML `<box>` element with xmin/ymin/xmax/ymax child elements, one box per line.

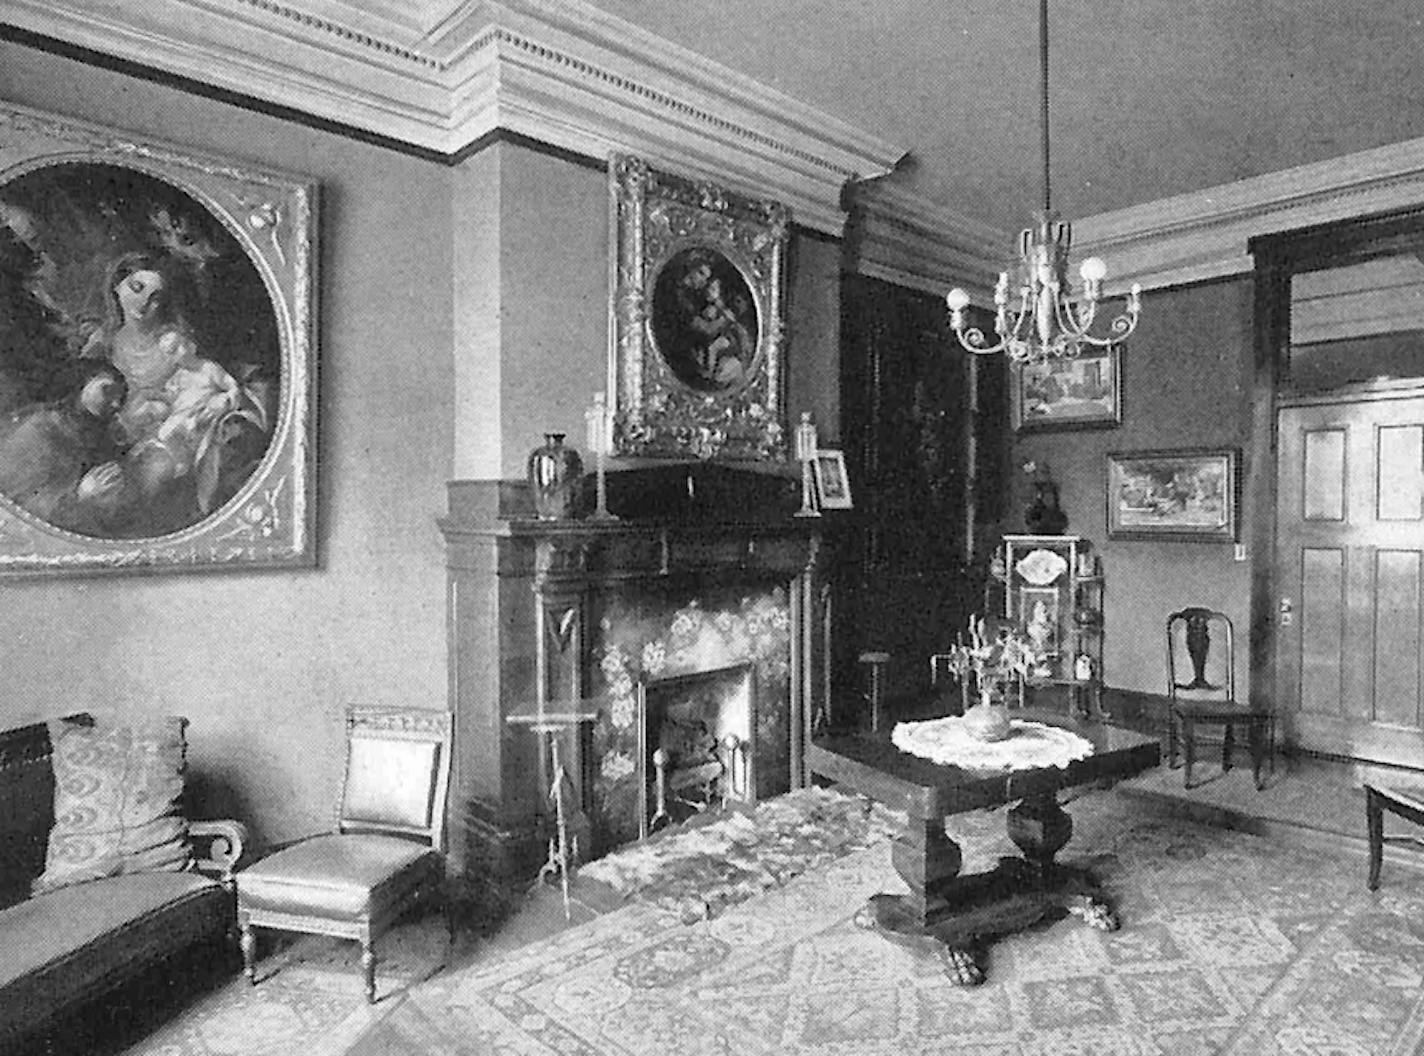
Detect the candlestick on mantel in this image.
<box><xmin>794</xmin><ymin>411</ymin><xmax>820</xmax><ymax>518</ymax></box>
<box><xmin>585</xmin><ymin>391</ymin><xmax>619</xmax><ymax>522</ymax></box>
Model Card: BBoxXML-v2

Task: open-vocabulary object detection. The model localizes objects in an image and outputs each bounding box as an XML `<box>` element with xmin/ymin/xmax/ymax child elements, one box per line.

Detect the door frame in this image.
<box><xmin>1248</xmin><ymin>207</ymin><xmax>1424</xmax><ymax>749</ymax></box>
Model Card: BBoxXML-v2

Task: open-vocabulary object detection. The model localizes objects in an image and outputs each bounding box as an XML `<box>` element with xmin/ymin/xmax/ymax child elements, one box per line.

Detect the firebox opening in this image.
<box><xmin>637</xmin><ymin>662</ymin><xmax>757</xmax><ymax>839</ymax></box>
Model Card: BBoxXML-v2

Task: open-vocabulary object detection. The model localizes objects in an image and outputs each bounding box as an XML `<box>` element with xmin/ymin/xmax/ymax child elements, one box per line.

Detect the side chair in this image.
<box><xmin>1166</xmin><ymin>607</ymin><xmax>1273</xmax><ymax>790</ymax></box>
<box><xmin>236</xmin><ymin>705</ymin><xmax>453</xmax><ymax>1003</ymax></box>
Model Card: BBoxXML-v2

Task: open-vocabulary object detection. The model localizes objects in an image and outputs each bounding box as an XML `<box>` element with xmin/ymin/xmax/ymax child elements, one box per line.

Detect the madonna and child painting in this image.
<box><xmin>0</xmin><ymin>162</ymin><xmax>279</xmax><ymax>541</ymax></box>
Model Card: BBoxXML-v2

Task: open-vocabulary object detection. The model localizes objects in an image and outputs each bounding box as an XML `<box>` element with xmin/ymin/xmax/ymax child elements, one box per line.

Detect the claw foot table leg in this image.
<box><xmin>940</xmin><ymin>945</ymin><xmax>984</xmax><ymax>986</ymax></box>
<box><xmin>1067</xmin><ymin>894</ymin><xmax>1119</xmax><ymax>931</ymax></box>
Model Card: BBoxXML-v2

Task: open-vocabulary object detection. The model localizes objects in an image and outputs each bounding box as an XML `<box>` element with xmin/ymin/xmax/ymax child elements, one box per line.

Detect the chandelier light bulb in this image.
<box><xmin>945</xmin><ymin>288</ymin><xmax>971</xmax><ymax>312</ymax></box>
<box><xmin>1078</xmin><ymin>256</ymin><xmax>1107</xmax><ymax>283</ymax></box>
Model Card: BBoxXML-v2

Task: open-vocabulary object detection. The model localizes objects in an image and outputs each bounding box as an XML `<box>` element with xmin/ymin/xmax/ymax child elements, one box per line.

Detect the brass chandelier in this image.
<box><xmin>945</xmin><ymin>0</ymin><xmax>1142</xmax><ymax>364</ymax></box>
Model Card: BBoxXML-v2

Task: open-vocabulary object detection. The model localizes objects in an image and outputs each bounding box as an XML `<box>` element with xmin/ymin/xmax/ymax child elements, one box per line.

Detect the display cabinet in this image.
<box><xmin>992</xmin><ymin>534</ymin><xmax>1104</xmax><ymax>716</ymax></box>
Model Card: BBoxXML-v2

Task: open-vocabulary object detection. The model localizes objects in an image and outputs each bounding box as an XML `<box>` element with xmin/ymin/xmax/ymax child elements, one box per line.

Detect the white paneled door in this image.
<box><xmin>1276</xmin><ymin>393</ymin><xmax>1424</xmax><ymax>764</ymax></box>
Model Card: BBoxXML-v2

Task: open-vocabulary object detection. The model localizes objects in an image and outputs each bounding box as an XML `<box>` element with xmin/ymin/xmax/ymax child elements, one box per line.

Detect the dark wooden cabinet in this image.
<box><xmin>835</xmin><ymin>274</ymin><xmax>1009</xmax><ymax>720</ymax></box>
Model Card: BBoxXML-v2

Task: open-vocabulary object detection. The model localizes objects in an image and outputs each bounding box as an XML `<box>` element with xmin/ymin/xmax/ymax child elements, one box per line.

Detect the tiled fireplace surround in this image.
<box><xmin>440</xmin><ymin>466</ymin><xmax>834</xmax><ymax>886</ymax></box>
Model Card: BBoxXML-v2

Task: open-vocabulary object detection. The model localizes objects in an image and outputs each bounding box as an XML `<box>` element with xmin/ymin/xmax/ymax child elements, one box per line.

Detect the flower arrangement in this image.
<box><xmin>943</xmin><ymin>615</ymin><xmax>1041</xmax><ymax>709</ymax></box>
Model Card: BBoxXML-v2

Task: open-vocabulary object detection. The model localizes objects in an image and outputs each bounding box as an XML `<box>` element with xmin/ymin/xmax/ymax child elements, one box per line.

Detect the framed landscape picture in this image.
<box><xmin>1107</xmin><ymin>448</ymin><xmax>1238</xmax><ymax>541</ymax></box>
<box><xmin>1013</xmin><ymin>344</ymin><xmax>1121</xmax><ymax>431</ymax></box>
<box><xmin>0</xmin><ymin>102</ymin><xmax>316</xmax><ymax>575</ymax></box>
<box><xmin>608</xmin><ymin>153</ymin><xmax>789</xmax><ymax>462</ymax></box>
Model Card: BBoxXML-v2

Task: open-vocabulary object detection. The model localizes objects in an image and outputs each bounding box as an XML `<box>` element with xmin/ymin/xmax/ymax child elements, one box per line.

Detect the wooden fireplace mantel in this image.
<box><xmin>438</xmin><ymin>466</ymin><xmax>843</xmax><ymax>887</ymax></box>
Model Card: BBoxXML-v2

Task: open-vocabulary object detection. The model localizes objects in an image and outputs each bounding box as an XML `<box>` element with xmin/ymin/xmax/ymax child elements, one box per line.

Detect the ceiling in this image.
<box><xmin>4</xmin><ymin>0</ymin><xmax>1424</xmax><ymax>276</ymax></box>
<box><xmin>587</xmin><ymin>0</ymin><xmax>1424</xmax><ymax>231</ymax></box>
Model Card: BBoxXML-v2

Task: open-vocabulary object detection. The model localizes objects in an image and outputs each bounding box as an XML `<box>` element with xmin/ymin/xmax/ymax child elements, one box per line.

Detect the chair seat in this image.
<box><xmin>1367</xmin><ymin>783</ymin><xmax>1424</xmax><ymax>819</ymax></box>
<box><xmin>1172</xmin><ymin>699</ymin><xmax>1270</xmax><ymax>721</ymax></box>
<box><xmin>238</xmin><ymin>834</ymin><xmax>436</xmax><ymax>921</ymax></box>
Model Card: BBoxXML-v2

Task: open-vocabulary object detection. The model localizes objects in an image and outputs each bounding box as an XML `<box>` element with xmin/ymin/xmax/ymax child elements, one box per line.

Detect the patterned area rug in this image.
<box><xmin>369</xmin><ymin>797</ymin><xmax>1424</xmax><ymax>1056</ymax></box>
<box><xmin>127</xmin><ymin>791</ymin><xmax>1424</xmax><ymax>1056</ymax></box>
<box><xmin>127</xmin><ymin>918</ymin><xmax>450</xmax><ymax>1056</ymax></box>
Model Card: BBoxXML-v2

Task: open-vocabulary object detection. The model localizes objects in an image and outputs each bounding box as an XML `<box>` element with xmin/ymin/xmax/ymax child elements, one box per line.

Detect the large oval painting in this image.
<box><xmin>0</xmin><ymin>162</ymin><xmax>278</xmax><ymax>539</ymax></box>
<box><xmin>648</xmin><ymin>247</ymin><xmax>760</xmax><ymax>394</ymax></box>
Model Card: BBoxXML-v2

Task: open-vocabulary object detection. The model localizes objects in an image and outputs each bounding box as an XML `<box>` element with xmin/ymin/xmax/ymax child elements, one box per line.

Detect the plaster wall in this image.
<box><xmin>0</xmin><ymin>44</ymin><xmax>848</xmax><ymax>853</ymax></box>
<box><xmin>0</xmin><ymin>44</ymin><xmax>456</xmax><ymax>846</ymax></box>
<box><xmin>1012</xmin><ymin>278</ymin><xmax>1256</xmax><ymax>696</ymax></box>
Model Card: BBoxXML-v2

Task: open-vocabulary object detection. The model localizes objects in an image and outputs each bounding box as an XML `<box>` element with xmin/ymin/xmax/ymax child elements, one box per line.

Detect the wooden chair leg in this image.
<box><xmin>1181</xmin><ymin>716</ymin><xmax>1196</xmax><ymax>788</ymax></box>
<box><xmin>1221</xmin><ymin>723</ymin><xmax>1235</xmax><ymax>773</ymax></box>
<box><xmin>1167</xmin><ymin>710</ymin><xmax>1180</xmax><ymax>769</ymax></box>
<box><xmin>1366</xmin><ymin>787</ymin><xmax>1385</xmax><ymax>891</ymax></box>
<box><xmin>1248</xmin><ymin>719</ymin><xmax>1266</xmax><ymax>790</ymax></box>
<box><xmin>239</xmin><ymin>921</ymin><xmax>257</xmax><ymax>985</ymax></box>
<box><xmin>361</xmin><ymin>939</ymin><xmax>377</xmax><ymax>1004</ymax></box>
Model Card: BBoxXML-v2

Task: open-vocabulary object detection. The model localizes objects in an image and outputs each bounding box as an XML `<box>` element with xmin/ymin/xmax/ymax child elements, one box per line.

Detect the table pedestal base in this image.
<box><xmin>863</xmin><ymin>793</ymin><xmax>1118</xmax><ymax>986</ymax></box>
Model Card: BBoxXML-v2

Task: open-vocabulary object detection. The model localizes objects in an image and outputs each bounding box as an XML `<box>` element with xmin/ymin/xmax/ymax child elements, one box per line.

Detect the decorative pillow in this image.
<box><xmin>32</xmin><ymin>715</ymin><xmax>191</xmax><ymax>895</ymax></box>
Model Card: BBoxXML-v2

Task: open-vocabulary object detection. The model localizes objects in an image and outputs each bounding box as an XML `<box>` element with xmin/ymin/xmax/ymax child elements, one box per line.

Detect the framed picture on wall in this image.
<box><xmin>0</xmin><ymin>102</ymin><xmax>317</xmax><ymax>575</ymax></box>
<box><xmin>1107</xmin><ymin>448</ymin><xmax>1239</xmax><ymax>541</ymax></box>
<box><xmin>1013</xmin><ymin>344</ymin><xmax>1122</xmax><ymax>431</ymax></box>
<box><xmin>608</xmin><ymin>153</ymin><xmax>789</xmax><ymax>462</ymax></box>
<box><xmin>811</xmin><ymin>449</ymin><xmax>853</xmax><ymax>509</ymax></box>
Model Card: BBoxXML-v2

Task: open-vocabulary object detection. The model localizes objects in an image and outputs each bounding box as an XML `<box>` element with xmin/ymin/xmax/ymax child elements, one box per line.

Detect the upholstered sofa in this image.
<box><xmin>0</xmin><ymin>714</ymin><xmax>246</xmax><ymax>1052</ymax></box>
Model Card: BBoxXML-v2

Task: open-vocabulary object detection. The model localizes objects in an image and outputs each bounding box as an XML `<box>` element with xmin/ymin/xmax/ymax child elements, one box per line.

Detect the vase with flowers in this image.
<box><xmin>942</xmin><ymin>615</ymin><xmax>1041</xmax><ymax>742</ymax></box>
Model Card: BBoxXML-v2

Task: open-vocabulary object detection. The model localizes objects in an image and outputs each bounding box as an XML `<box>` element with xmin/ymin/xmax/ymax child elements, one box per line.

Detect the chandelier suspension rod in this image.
<box><xmin>1038</xmin><ymin>0</ymin><xmax>1051</xmax><ymax>215</ymax></box>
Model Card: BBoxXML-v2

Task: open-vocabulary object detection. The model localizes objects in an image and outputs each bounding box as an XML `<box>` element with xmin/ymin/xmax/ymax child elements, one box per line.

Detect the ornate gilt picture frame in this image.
<box><xmin>608</xmin><ymin>154</ymin><xmax>789</xmax><ymax>461</ymax></box>
<box><xmin>0</xmin><ymin>102</ymin><xmax>316</xmax><ymax>575</ymax></box>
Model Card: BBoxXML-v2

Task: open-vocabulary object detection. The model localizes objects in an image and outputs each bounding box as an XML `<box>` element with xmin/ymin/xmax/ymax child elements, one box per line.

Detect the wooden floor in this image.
<box><xmin>1117</xmin><ymin>745</ymin><xmax>1424</xmax><ymax>872</ymax></box>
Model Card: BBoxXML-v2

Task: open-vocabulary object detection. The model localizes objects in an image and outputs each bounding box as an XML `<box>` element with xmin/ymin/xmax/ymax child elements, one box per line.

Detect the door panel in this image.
<box><xmin>1277</xmin><ymin>395</ymin><xmax>1424</xmax><ymax>763</ymax></box>
<box><xmin>1375</xmin><ymin>550</ymin><xmax>1422</xmax><ymax>725</ymax></box>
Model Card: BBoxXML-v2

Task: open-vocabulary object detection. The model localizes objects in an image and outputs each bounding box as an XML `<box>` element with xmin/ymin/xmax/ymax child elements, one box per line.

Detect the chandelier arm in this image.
<box><xmin>951</xmin><ymin>326</ymin><xmax>1010</xmax><ymax>356</ymax></box>
<box><xmin>1105</xmin><ymin>305</ymin><xmax>1142</xmax><ymax>340</ymax></box>
<box><xmin>1056</xmin><ymin>295</ymin><xmax>1097</xmax><ymax>339</ymax></box>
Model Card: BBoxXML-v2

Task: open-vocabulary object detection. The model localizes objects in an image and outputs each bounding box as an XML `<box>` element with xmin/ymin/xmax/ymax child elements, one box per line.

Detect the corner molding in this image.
<box><xmin>1077</xmin><ymin>136</ymin><xmax>1424</xmax><ymax>293</ymax></box>
<box><xmin>847</xmin><ymin>182</ymin><xmax>1005</xmax><ymax>297</ymax></box>
<box><xmin>0</xmin><ymin>0</ymin><xmax>905</xmax><ymax>234</ymax></box>
<box><xmin>7</xmin><ymin>0</ymin><xmax>1418</xmax><ymax>288</ymax></box>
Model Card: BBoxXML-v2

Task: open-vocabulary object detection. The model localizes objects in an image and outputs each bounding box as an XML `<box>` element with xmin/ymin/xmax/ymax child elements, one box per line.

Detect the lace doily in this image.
<box><xmin>891</xmin><ymin>715</ymin><xmax>1096</xmax><ymax>771</ymax></box>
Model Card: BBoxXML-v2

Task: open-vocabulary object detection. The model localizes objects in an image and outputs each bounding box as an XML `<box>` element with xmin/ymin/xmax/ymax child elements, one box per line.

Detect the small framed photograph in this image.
<box><xmin>1013</xmin><ymin>344</ymin><xmax>1122</xmax><ymax>431</ymax></box>
<box><xmin>1107</xmin><ymin>448</ymin><xmax>1238</xmax><ymax>541</ymax></box>
<box><xmin>811</xmin><ymin>450</ymin><xmax>853</xmax><ymax>509</ymax></box>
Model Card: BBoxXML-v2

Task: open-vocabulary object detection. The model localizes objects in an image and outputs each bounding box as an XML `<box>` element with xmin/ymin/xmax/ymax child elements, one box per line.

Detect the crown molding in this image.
<box><xmin>0</xmin><ymin>0</ymin><xmax>905</xmax><ymax>234</ymax></box>
<box><xmin>1076</xmin><ymin>136</ymin><xmax>1424</xmax><ymax>294</ymax></box>
<box><xmin>846</xmin><ymin>182</ymin><xmax>1005</xmax><ymax>297</ymax></box>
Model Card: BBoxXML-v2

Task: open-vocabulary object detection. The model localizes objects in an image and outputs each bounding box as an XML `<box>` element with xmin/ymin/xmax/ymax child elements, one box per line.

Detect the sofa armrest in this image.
<box><xmin>189</xmin><ymin>820</ymin><xmax>248</xmax><ymax>881</ymax></box>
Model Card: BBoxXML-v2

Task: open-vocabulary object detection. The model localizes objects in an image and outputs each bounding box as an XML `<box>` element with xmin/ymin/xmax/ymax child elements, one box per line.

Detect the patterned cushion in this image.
<box><xmin>32</xmin><ymin>716</ymin><xmax>191</xmax><ymax>895</ymax></box>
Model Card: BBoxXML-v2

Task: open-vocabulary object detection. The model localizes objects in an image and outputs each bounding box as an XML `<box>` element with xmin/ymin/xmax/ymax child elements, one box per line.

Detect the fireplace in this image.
<box><xmin>439</xmin><ymin>464</ymin><xmax>836</xmax><ymax>883</ymax></box>
<box><xmin>636</xmin><ymin>662</ymin><xmax>756</xmax><ymax>838</ymax></box>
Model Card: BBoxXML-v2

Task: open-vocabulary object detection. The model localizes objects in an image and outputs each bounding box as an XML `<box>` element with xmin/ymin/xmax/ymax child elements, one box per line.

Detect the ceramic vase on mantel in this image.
<box><xmin>527</xmin><ymin>433</ymin><xmax>584</xmax><ymax>520</ymax></box>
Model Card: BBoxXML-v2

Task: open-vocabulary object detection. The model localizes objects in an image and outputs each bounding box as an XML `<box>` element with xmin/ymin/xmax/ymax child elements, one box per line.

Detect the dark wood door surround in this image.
<box><xmin>1251</xmin><ymin>210</ymin><xmax>1424</xmax><ymax>766</ymax></box>
<box><xmin>809</xmin><ymin>712</ymin><xmax>1160</xmax><ymax>985</ymax></box>
<box><xmin>439</xmin><ymin>465</ymin><xmax>835</xmax><ymax>887</ymax></box>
